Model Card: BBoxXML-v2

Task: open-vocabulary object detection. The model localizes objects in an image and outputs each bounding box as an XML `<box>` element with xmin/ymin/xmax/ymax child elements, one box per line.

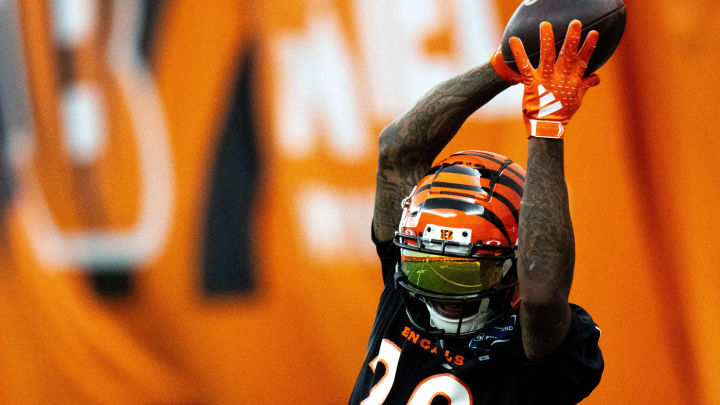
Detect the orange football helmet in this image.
<box><xmin>393</xmin><ymin>150</ymin><xmax>525</xmax><ymax>336</ymax></box>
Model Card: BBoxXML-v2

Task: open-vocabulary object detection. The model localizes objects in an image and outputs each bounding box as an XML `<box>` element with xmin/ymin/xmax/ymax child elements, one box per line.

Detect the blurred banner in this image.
<box><xmin>0</xmin><ymin>0</ymin><xmax>717</xmax><ymax>403</ymax></box>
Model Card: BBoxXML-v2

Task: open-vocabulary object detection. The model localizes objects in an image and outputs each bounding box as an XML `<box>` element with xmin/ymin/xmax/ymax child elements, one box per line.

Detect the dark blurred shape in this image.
<box><xmin>202</xmin><ymin>44</ymin><xmax>260</xmax><ymax>296</ymax></box>
<box><xmin>90</xmin><ymin>270</ymin><xmax>134</xmax><ymax>298</ymax></box>
<box><xmin>140</xmin><ymin>0</ymin><xmax>165</xmax><ymax>62</ymax></box>
<box><xmin>0</xmin><ymin>101</ymin><xmax>13</xmax><ymax>225</ymax></box>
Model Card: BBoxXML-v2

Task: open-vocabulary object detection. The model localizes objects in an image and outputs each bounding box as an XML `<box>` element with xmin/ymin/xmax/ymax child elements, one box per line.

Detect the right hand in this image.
<box><xmin>510</xmin><ymin>20</ymin><xmax>600</xmax><ymax>139</ymax></box>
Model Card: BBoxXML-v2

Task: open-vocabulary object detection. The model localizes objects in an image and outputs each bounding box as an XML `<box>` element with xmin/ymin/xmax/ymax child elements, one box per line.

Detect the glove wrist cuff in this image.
<box><xmin>526</xmin><ymin>119</ymin><xmax>565</xmax><ymax>139</ymax></box>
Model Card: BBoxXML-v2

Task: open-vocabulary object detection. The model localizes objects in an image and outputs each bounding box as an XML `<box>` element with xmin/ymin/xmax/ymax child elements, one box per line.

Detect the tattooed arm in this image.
<box><xmin>510</xmin><ymin>21</ymin><xmax>600</xmax><ymax>360</ymax></box>
<box><xmin>372</xmin><ymin>63</ymin><xmax>510</xmax><ymax>241</ymax></box>
<box><xmin>517</xmin><ymin>139</ymin><xmax>574</xmax><ymax>361</ymax></box>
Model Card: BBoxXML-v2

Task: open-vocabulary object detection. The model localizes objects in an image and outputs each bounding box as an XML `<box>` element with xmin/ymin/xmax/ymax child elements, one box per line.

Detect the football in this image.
<box><xmin>500</xmin><ymin>0</ymin><xmax>626</xmax><ymax>75</ymax></box>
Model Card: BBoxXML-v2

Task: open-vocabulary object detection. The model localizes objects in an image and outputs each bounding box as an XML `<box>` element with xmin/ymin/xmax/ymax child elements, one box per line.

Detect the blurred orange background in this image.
<box><xmin>0</xmin><ymin>0</ymin><xmax>717</xmax><ymax>403</ymax></box>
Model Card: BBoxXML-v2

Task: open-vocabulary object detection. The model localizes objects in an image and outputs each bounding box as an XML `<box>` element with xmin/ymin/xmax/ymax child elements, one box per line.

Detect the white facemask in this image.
<box><xmin>425</xmin><ymin>297</ymin><xmax>491</xmax><ymax>334</ymax></box>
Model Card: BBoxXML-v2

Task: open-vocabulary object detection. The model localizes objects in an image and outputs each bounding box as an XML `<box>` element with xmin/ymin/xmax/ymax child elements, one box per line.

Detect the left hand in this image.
<box><xmin>510</xmin><ymin>20</ymin><xmax>600</xmax><ymax>139</ymax></box>
<box><xmin>490</xmin><ymin>46</ymin><xmax>522</xmax><ymax>85</ymax></box>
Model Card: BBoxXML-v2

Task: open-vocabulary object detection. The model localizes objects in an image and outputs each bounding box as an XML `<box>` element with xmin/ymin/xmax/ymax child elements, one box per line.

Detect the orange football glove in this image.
<box><xmin>510</xmin><ymin>20</ymin><xmax>600</xmax><ymax>139</ymax></box>
<box><xmin>490</xmin><ymin>46</ymin><xmax>522</xmax><ymax>85</ymax></box>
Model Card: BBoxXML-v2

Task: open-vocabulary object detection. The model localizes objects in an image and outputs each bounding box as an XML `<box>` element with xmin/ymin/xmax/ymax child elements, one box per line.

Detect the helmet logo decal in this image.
<box><xmin>423</xmin><ymin>225</ymin><xmax>472</xmax><ymax>244</ymax></box>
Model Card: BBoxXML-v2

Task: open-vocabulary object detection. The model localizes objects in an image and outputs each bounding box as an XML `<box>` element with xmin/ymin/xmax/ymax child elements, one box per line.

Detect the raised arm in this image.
<box><xmin>518</xmin><ymin>138</ymin><xmax>575</xmax><ymax>360</ymax></box>
<box><xmin>510</xmin><ymin>21</ymin><xmax>600</xmax><ymax>360</ymax></box>
<box><xmin>373</xmin><ymin>63</ymin><xmax>514</xmax><ymax>241</ymax></box>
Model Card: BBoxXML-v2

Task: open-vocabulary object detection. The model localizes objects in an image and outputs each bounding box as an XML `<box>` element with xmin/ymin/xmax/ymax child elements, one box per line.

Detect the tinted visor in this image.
<box><xmin>400</xmin><ymin>249</ymin><xmax>506</xmax><ymax>296</ymax></box>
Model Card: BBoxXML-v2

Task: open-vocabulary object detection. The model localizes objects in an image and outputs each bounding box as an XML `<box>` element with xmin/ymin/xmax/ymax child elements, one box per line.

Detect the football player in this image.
<box><xmin>350</xmin><ymin>21</ymin><xmax>604</xmax><ymax>404</ymax></box>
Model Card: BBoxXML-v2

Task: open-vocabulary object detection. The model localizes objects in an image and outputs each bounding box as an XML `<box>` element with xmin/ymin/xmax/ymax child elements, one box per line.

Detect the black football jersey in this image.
<box><xmin>349</xmin><ymin>235</ymin><xmax>603</xmax><ymax>405</ymax></box>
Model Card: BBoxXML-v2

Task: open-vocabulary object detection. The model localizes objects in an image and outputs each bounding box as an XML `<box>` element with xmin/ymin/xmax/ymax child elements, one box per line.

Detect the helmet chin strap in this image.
<box><xmin>426</xmin><ymin>298</ymin><xmax>491</xmax><ymax>335</ymax></box>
